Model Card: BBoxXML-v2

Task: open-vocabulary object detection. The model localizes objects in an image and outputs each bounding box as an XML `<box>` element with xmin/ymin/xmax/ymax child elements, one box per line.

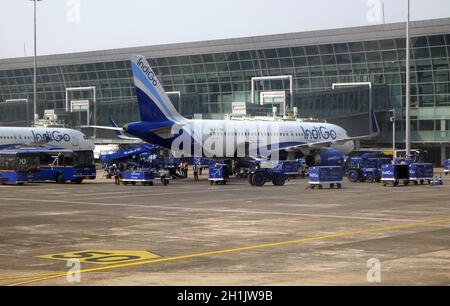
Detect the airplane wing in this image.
<box><xmin>82</xmin><ymin>125</ymin><xmax>123</xmax><ymax>131</ymax></box>
<box><xmin>83</xmin><ymin>122</ymin><xmax>185</xmax><ymax>139</ymax></box>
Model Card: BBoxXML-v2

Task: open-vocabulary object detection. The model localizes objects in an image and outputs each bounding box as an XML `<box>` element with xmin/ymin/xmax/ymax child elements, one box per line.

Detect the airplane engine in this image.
<box><xmin>306</xmin><ymin>149</ymin><xmax>345</xmax><ymax>167</ymax></box>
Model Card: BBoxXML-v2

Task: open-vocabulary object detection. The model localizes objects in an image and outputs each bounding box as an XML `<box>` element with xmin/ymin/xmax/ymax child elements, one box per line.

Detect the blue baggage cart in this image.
<box><xmin>121</xmin><ymin>170</ymin><xmax>155</xmax><ymax>186</ymax></box>
<box><xmin>308</xmin><ymin>166</ymin><xmax>343</xmax><ymax>189</ymax></box>
<box><xmin>381</xmin><ymin>164</ymin><xmax>409</xmax><ymax>186</ymax></box>
<box><xmin>409</xmin><ymin>163</ymin><xmax>433</xmax><ymax>185</ymax></box>
<box><xmin>209</xmin><ymin>162</ymin><xmax>229</xmax><ymax>185</ymax></box>
<box><xmin>444</xmin><ymin>160</ymin><xmax>450</xmax><ymax>176</ymax></box>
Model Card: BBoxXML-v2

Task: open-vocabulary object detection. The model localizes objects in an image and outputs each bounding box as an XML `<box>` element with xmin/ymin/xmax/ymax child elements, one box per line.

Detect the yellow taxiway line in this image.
<box><xmin>4</xmin><ymin>216</ymin><xmax>450</xmax><ymax>286</ymax></box>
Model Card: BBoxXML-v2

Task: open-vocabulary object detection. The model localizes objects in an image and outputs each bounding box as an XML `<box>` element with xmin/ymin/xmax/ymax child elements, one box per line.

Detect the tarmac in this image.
<box><xmin>0</xmin><ymin>169</ymin><xmax>449</xmax><ymax>285</ymax></box>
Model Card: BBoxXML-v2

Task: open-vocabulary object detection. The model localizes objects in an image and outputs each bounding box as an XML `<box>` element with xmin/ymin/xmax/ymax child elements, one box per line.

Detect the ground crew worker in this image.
<box><xmin>114</xmin><ymin>173</ymin><xmax>121</xmax><ymax>185</ymax></box>
<box><xmin>183</xmin><ymin>161</ymin><xmax>189</xmax><ymax>178</ymax></box>
<box><xmin>193</xmin><ymin>163</ymin><xmax>199</xmax><ymax>181</ymax></box>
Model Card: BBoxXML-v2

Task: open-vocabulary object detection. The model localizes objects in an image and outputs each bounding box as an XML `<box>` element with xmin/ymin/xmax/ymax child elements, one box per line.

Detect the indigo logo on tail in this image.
<box><xmin>136</xmin><ymin>57</ymin><xmax>158</xmax><ymax>86</ymax></box>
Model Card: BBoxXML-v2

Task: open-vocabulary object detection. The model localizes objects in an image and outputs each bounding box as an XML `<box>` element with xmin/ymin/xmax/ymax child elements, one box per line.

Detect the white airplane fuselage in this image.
<box><xmin>130</xmin><ymin>118</ymin><xmax>355</xmax><ymax>158</ymax></box>
<box><xmin>0</xmin><ymin>127</ymin><xmax>95</xmax><ymax>151</ymax></box>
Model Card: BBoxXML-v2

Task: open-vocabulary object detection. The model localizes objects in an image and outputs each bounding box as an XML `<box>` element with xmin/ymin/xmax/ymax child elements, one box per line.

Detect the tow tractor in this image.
<box><xmin>247</xmin><ymin>161</ymin><xmax>301</xmax><ymax>187</ymax></box>
<box><xmin>346</xmin><ymin>153</ymin><xmax>391</xmax><ymax>183</ymax></box>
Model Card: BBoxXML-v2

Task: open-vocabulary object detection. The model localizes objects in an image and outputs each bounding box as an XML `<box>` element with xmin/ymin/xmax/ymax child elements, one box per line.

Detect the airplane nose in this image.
<box><xmin>123</xmin><ymin>124</ymin><xmax>128</xmax><ymax>132</ymax></box>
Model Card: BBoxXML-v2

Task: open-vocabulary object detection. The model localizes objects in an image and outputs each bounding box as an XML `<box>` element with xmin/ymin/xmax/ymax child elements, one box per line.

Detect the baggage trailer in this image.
<box><xmin>121</xmin><ymin>170</ymin><xmax>155</xmax><ymax>186</ymax></box>
<box><xmin>381</xmin><ymin>164</ymin><xmax>410</xmax><ymax>187</ymax></box>
<box><xmin>308</xmin><ymin>166</ymin><xmax>343</xmax><ymax>189</ymax></box>
<box><xmin>209</xmin><ymin>162</ymin><xmax>229</xmax><ymax>185</ymax></box>
<box><xmin>409</xmin><ymin>163</ymin><xmax>433</xmax><ymax>185</ymax></box>
<box><xmin>444</xmin><ymin>160</ymin><xmax>450</xmax><ymax>175</ymax></box>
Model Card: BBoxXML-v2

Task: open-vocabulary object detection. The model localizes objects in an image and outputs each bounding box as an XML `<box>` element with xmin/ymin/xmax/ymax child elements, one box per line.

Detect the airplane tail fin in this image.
<box><xmin>108</xmin><ymin>117</ymin><xmax>125</xmax><ymax>138</ymax></box>
<box><xmin>130</xmin><ymin>55</ymin><xmax>184</xmax><ymax>124</ymax></box>
<box><xmin>109</xmin><ymin>117</ymin><xmax>145</xmax><ymax>141</ymax></box>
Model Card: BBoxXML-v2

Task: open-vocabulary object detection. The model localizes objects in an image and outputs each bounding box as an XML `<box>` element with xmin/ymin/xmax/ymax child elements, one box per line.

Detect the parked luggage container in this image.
<box><xmin>308</xmin><ymin>166</ymin><xmax>343</xmax><ymax>189</ymax></box>
<box><xmin>409</xmin><ymin>163</ymin><xmax>433</xmax><ymax>185</ymax></box>
<box><xmin>444</xmin><ymin>160</ymin><xmax>450</xmax><ymax>175</ymax></box>
<box><xmin>381</xmin><ymin>164</ymin><xmax>410</xmax><ymax>186</ymax></box>
<box><xmin>209</xmin><ymin>162</ymin><xmax>229</xmax><ymax>185</ymax></box>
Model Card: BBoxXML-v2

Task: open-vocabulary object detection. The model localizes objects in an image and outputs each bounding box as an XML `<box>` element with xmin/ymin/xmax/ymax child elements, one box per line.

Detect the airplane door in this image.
<box><xmin>72</xmin><ymin>135</ymin><xmax>79</xmax><ymax>148</ymax></box>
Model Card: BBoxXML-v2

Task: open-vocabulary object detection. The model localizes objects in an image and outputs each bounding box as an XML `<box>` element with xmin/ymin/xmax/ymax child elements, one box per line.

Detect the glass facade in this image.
<box><xmin>0</xmin><ymin>30</ymin><xmax>450</xmax><ymax>152</ymax></box>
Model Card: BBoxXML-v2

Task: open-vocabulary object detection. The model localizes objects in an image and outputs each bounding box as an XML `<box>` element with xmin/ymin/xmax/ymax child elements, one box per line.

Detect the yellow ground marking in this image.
<box><xmin>35</xmin><ymin>250</ymin><xmax>160</xmax><ymax>265</ymax></box>
<box><xmin>5</xmin><ymin>216</ymin><xmax>450</xmax><ymax>286</ymax></box>
<box><xmin>0</xmin><ymin>272</ymin><xmax>62</xmax><ymax>281</ymax></box>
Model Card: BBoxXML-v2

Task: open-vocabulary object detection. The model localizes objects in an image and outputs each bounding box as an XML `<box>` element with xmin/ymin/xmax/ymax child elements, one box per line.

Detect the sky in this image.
<box><xmin>0</xmin><ymin>0</ymin><xmax>449</xmax><ymax>59</ymax></box>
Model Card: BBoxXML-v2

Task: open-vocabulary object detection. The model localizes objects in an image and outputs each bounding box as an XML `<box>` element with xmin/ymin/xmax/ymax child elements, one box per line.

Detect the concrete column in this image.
<box><xmin>441</xmin><ymin>146</ymin><xmax>447</xmax><ymax>166</ymax></box>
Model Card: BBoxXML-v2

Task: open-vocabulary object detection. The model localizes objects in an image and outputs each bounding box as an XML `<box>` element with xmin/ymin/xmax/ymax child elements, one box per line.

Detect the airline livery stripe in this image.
<box><xmin>131</xmin><ymin>63</ymin><xmax>176</xmax><ymax>122</ymax></box>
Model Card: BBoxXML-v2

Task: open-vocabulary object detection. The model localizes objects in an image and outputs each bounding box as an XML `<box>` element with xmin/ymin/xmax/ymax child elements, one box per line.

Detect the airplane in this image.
<box><xmin>0</xmin><ymin>126</ymin><xmax>95</xmax><ymax>151</ymax></box>
<box><xmin>91</xmin><ymin>55</ymin><xmax>379</xmax><ymax>166</ymax></box>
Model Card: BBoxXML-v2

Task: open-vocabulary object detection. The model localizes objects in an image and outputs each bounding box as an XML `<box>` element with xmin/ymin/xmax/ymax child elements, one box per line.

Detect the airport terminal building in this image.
<box><xmin>0</xmin><ymin>18</ymin><xmax>449</xmax><ymax>164</ymax></box>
